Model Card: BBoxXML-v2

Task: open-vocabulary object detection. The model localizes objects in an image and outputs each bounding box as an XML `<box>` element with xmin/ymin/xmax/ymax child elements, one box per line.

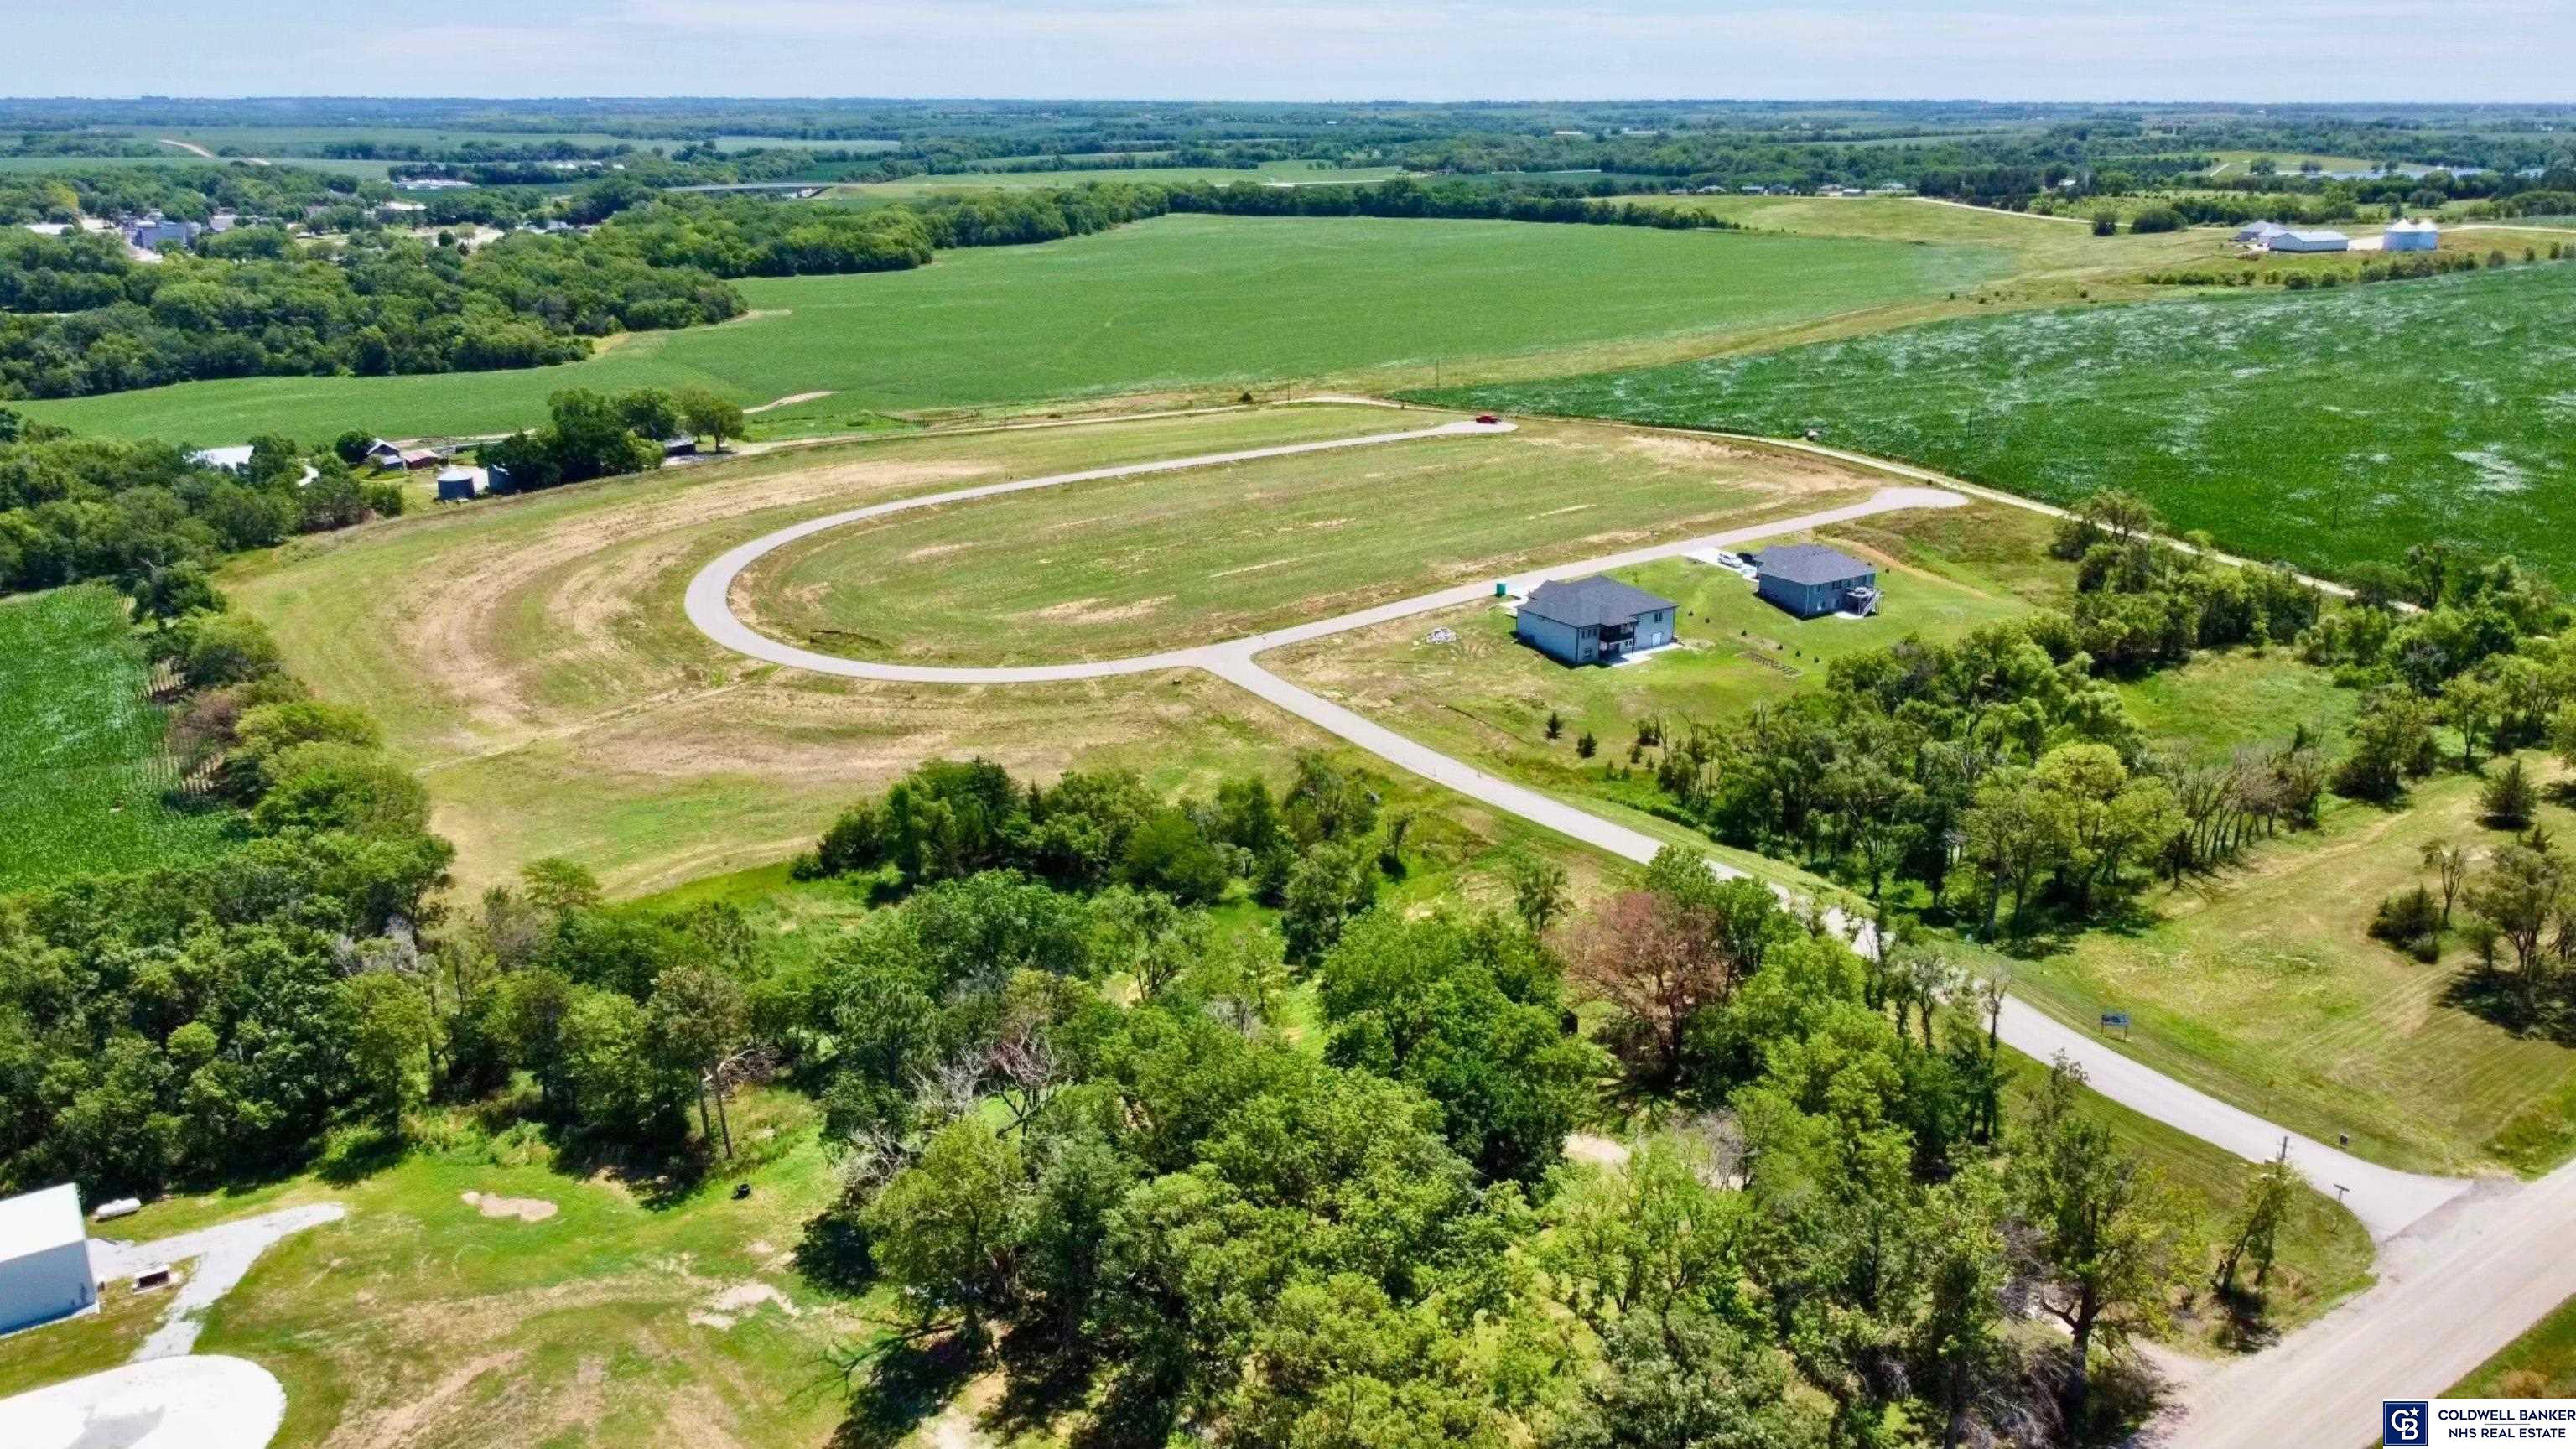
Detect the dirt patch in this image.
<box><xmin>905</xmin><ymin>542</ymin><xmax>979</xmax><ymax>561</ymax></box>
<box><xmin>747</xmin><ymin>390</ymin><xmax>836</xmax><ymax>414</ymax></box>
<box><xmin>461</xmin><ymin>1190</ymin><xmax>558</xmax><ymax>1223</ymax></box>
<box><xmin>382</xmin><ymin>454</ymin><xmax>997</xmax><ymax>754</ymax></box>
<box><xmin>704</xmin><ymin>1280</ymin><xmax>799</xmax><ymax>1320</ymax></box>
<box><xmin>1562</xmin><ymin>1133</ymin><xmax>1633</xmax><ymax>1169</ymax></box>
<box><xmin>1026</xmin><ymin>595</ymin><xmax>1172</xmax><ymax>624</ymax></box>
<box><xmin>335</xmin><ymin>1349</ymin><xmax>522</xmax><ymax>1449</ymax></box>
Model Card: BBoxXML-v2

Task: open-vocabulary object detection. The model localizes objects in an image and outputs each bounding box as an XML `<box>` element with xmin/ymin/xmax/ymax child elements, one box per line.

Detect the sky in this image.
<box><xmin>11</xmin><ymin>0</ymin><xmax>2573</xmax><ymax>103</ymax></box>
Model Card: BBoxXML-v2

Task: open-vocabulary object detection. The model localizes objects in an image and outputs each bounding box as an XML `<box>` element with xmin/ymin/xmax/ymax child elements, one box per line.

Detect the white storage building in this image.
<box><xmin>0</xmin><ymin>1184</ymin><xmax>96</xmax><ymax>1335</ymax></box>
<box><xmin>2269</xmin><ymin>229</ymin><xmax>2351</xmax><ymax>253</ymax></box>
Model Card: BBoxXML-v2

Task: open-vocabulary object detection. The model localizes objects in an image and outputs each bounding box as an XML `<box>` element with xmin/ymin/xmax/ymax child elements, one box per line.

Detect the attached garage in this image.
<box><xmin>0</xmin><ymin>1184</ymin><xmax>96</xmax><ymax>1336</ymax></box>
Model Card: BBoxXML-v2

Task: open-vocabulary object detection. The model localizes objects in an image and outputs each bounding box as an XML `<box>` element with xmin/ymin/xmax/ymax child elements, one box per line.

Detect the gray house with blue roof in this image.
<box><xmin>1514</xmin><ymin>575</ymin><xmax>1679</xmax><ymax>666</ymax></box>
<box><xmin>1753</xmin><ymin>543</ymin><xmax>1878</xmax><ymax>619</ymax></box>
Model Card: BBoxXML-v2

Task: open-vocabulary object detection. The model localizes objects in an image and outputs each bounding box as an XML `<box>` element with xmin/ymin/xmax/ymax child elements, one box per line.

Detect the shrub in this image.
<box><xmin>2129</xmin><ymin>205</ymin><xmax>2186</xmax><ymax>234</ymax></box>
<box><xmin>2367</xmin><ymin>886</ymin><xmax>2443</xmax><ymax>957</ymax></box>
<box><xmin>155</xmin><ymin>610</ymin><xmax>284</xmax><ymax>688</ymax></box>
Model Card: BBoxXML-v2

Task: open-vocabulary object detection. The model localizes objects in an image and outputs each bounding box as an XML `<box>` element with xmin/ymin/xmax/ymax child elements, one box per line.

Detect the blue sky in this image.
<box><xmin>13</xmin><ymin>0</ymin><xmax>2573</xmax><ymax>101</ymax></box>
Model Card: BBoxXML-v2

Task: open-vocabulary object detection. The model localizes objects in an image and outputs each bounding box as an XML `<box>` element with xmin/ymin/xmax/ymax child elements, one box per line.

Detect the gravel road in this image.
<box><xmin>681</xmin><ymin>412</ymin><xmax>2556</xmax><ymax>1441</ymax></box>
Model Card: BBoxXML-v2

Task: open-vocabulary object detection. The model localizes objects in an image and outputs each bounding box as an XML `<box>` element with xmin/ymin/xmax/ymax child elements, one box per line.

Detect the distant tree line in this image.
<box><xmin>0</xmin><ymin>228</ymin><xmax>740</xmax><ymax>401</ymax></box>
<box><xmin>0</xmin><ymin>408</ymin><xmax>402</xmax><ymax>601</ymax></box>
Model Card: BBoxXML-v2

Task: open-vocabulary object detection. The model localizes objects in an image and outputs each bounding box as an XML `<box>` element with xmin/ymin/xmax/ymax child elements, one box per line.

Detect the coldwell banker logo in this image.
<box><xmin>2384</xmin><ymin>1400</ymin><xmax>2430</xmax><ymax>1446</ymax></box>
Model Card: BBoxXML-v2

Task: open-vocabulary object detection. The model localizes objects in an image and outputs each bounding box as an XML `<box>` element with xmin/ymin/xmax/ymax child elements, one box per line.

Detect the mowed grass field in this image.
<box><xmin>1962</xmin><ymin>761</ymin><xmax>2576</xmax><ymax>1176</ymax></box>
<box><xmin>22</xmin><ymin>213</ymin><xmax>2007</xmax><ymax>445</ymax></box>
<box><xmin>0</xmin><ymin>585</ymin><xmax>234</xmax><ymax>891</ymax></box>
<box><xmin>220</xmin><ymin>403</ymin><xmax>1890</xmax><ymax>894</ymax></box>
<box><xmin>734</xmin><ymin>421</ymin><xmax>1880</xmax><ymax>665</ymax></box>
<box><xmin>1419</xmin><ymin>259</ymin><xmax>2576</xmax><ymax>584</ymax></box>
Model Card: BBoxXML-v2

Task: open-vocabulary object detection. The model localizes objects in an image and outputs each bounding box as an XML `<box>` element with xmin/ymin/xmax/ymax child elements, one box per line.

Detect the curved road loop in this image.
<box><xmin>683</xmin><ymin>415</ymin><xmax>2569</xmax><ymax>1446</ymax></box>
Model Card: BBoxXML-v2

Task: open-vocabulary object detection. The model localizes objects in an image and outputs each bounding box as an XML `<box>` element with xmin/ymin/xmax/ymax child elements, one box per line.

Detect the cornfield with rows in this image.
<box><xmin>0</xmin><ymin>584</ymin><xmax>235</xmax><ymax>891</ymax></box>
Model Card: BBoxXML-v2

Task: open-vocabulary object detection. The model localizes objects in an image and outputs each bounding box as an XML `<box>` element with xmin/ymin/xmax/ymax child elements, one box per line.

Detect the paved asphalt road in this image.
<box><xmin>683</xmin><ymin>413</ymin><xmax>2558</xmax><ymax>1446</ymax></box>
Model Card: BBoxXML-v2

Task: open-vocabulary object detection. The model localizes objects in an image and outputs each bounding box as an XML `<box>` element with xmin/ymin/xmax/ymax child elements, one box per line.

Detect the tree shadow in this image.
<box><xmin>987</xmin><ymin>1329</ymin><xmax>1100</xmax><ymax>1444</ymax></box>
<box><xmin>313</xmin><ymin>1121</ymin><xmax>409</xmax><ymax>1185</ymax></box>
<box><xmin>2439</xmin><ymin>964</ymin><xmax>2576</xmax><ymax>1046</ymax></box>
<box><xmin>829</xmin><ymin>1335</ymin><xmax>976</xmax><ymax>1449</ymax></box>
<box><xmin>2205</xmin><ymin>1283</ymin><xmax>2283</xmax><ymax>1353</ymax></box>
<box><xmin>545</xmin><ymin>1130</ymin><xmax>710</xmax><ymax>1211</ymax></box>
<box><xmin>793</xmin><ymin>1207</ymin><xmax>878</xmax><ymax>1296</ymax></box>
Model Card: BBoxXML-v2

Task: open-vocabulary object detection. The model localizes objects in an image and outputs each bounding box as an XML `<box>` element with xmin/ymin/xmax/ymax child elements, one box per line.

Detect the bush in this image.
<box><xmin>156</xmin><ymin>610</ymin><xmax>284</xmax><ymax>688</ymax></box>
<box><xmin>2129</xmin><ymin>205</ymin><xmax>2186</xmax><ymax>234</ymax></box>
<box><xmin>2367</xmin><ymin>885</ymin><xmax>2443</xmax><ymax>957</ymax></box>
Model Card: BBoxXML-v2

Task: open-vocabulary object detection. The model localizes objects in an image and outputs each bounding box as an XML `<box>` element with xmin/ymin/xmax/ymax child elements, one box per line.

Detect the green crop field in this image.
<box><xmin>734</xmin><ymin>418</ymin><xmax>1882</xmax><ymax>666</ymax></box>
<box><xmin>831</xmin><ymin>161</ymin><xmax>1405</xmax><ymax>198</ymax></box>
<box><xmin>1415</xmin><ymin>260</ymin><xmax>2576</xmax><ymax>584</ymax></box>
<box><xmin>0</xmin><ymin>586</ymin><xmax>235</xmax><ymax>891</ymax></box>
<box><xmin>20</xmin><ymin>213</ymin><xmax>2007</xmax><ymax>446</ymax></box>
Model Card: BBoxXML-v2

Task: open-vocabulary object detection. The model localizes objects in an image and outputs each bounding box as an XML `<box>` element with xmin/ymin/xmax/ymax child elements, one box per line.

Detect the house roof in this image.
<box><xmin>0</xmin><ymin>1183</ymin><xmax>86</xmax><ymax>1259</ymax></box>
<box><xmin>190</xmin><ymin>445</ymin><xmax>255</xmax><ymax>470</ymax></box>
<box><xmin>1520</xmin><ymin>574</ymin><xmax>1675</xmax><ymax>629</ymax></box>
<box><xmin>1755</xmin><ymin>543</ymin><xmax>1874</xmax><ymax>587</ymax></box>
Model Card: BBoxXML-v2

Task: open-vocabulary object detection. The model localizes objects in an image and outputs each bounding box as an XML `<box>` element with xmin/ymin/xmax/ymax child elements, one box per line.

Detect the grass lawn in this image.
<box><xmin>1261</xmin><ymin>498</ymin><xmax>2060</xmax><ymax>813</ymax></box>
<box><xmin>1414</xmin><ymin>258</ymin><xmax>2576</xmax><ymax>586</ymax></box>
<box><xmin>0</xmin><ymin>584</ymin><xmax>236</xmax><ymax>891</ymax></box>
<box><xmin>734</xmin><ymin>418</ymin><xmax>1883</xmax><ymax>665</ymax></box>
<box><xmin>0</xmin><ymin>1090</ymin><xmax>882</xmax><ymax>1448</ymax></box>
<box><xmin>2449</xmin><ymin>1294</ymin><xmax>2576</xmax><ymax>1397</ymax></box>
<box><xmin>19</xmin><ymin>212</ymin><xmax>2006</xmax><ymax>445</ymax></box>
<box><xmin>1962</xmin><ymin>760</ymin><xmax>2576</xmax><ymax>1176</ymax></box>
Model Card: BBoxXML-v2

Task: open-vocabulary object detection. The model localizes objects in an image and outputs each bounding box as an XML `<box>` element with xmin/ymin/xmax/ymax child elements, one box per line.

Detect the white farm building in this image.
<box><xmin>0</xmin><ymin>1184</ymin><xmax>96</xmax><ymax>1336</ymax></box>
<box><xmin>2234</xmin><ymin>221</ymin><xmax>2288</xmax><ymax>245</ymax></box>
<box><xmin>2269</xmin><ymin>229</ymin><xmax>2350</xmax><ymax>253</ymax></box>
<box><xmin>2385</xmin><ymin>217</ymin><xmax>2440</xmax><ymax>252</ymax></box>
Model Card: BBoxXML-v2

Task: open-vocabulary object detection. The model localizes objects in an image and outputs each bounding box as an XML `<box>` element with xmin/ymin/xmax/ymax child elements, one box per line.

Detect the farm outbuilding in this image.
<box><xmin>434</xmin><ymin>466</ymin><xmax>486</xmax><ymax>503</ymax></box>
<box><xmin>2233</xmin><ymin>221</ymin><xmax>2289</xmax><ymax>245</ymax></box>
<box><xmin>2269</xmin><ymin>229</ymin><xmax>2350</xmax><ymax>253</ymax></box>
<box><xmin>1514</xmin><ymin>575</ymin><xmax>1678</xmax><ymax>667</ymax></box>
<box><xmin>2385</xmin><ymin>217</ymin><xmax>2440</xmax><ymax>252</ymax></box>
<box><xmin>1753</xmin><ymin>543</ymin><xmax>1878</xmax><ymax>619</ymax></box>
<box><xmin>0</xmin><ymin>1183</ymin><xmax>96</xmax><ymax>1336</ymax></box>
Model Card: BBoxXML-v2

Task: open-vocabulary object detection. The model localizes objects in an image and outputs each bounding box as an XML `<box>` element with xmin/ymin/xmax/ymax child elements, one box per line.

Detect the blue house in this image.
<box><xmin>1514</xmin><ymin>575</ymin><xmax>1679</xmax><ymax>666</ymax></box>
<box><xmin>1753</xmin><ymin>543</ymin><xmax>1878</xmax><ymax>619</ymax></box>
